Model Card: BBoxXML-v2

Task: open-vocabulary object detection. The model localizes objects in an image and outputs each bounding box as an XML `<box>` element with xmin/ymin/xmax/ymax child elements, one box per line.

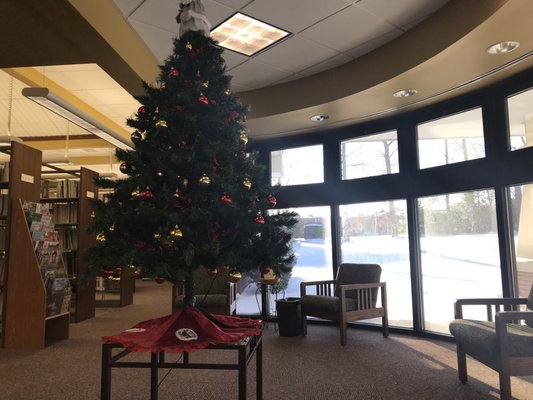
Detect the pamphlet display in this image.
<box><xmin>24</xmin><ymin>201</ymin><xmax>71</xmax><ymax>318</ymax></box>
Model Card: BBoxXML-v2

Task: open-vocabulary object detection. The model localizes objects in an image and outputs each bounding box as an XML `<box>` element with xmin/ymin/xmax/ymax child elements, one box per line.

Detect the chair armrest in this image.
<box><xmin>495</xmin><ymin>310</ymin><xmax>533</xmax><ymax>362</ymax></box>
<box><xmin>300</xmin><ymin>280</ymin><xmax>336</xmax><ymax>296</ymax></box>
<box><xmin>454</xmin><ymin>297</ymin><xmax>528</xmax><ymax>320</ymax></box>
<box><xmin>339</xmin><ymin>282</ymin><xmax>386</xmax><ymax>311</ymax></box>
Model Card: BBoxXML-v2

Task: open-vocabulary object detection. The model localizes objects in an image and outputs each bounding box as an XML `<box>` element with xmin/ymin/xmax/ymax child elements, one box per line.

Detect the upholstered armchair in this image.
<box><xmin>449</xmin><ymin>284</ymin><xmax>533</xmax><ymax>400</ymax></box>
<box><xmin>172</xmin><ymin>267</ymin><xmax>237</xmax><ymax>315</ymax></box>
<box><xmin>300</xmin><ymin>263</ymin><xmax>388</xmax><ymax>346</ymax></box>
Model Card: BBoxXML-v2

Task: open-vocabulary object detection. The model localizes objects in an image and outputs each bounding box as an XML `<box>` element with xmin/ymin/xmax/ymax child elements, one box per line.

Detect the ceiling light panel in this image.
<box><xmin>211</xmin><ymin>13</ymin><xmax>290</xmax><ymax>56</ymax></box>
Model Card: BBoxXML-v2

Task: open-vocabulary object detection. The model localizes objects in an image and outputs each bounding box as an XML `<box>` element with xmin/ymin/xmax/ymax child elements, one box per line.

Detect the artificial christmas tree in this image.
<box><xmin>86</xmin><ymin>0</ymin><xmax>297</xmax><ymax>310</ymax></box>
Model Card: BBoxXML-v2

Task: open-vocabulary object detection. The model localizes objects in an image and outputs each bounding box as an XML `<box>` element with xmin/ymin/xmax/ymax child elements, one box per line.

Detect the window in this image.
<box><xmin>339</xmin><ymin>200</ymin><xmax>412</xmax><ymax>328</ymax></box>
<box><xmin>270</xmin><ymin>145</ymin><xmax>324</xmax><ymax>186</ymax></box>
<box><xmin>340</xmin><ymin>130</ymin><xmax>399</xmax><ymax>180</ymax></box>
<box><xmin>507</xmin><ymin>87</ymin><xmax>533</xmax><ymax>151</ymax></box>
<box><xmin>508</xmin><ymin>183</ymin><xmax>533</xmax><ymax>297</ymax></box>
<box><xmin>418</xmin><ymin>189</ymin><xmax>501</xmax><ymax>334</ymax></box>
<box><xmin>236</xmin><ymin>206</ymin><xmax>332</xmax><ymax>316</ymax></box>
<box><xmin>417</xmin><ymin>108</ymin><xmax>485</xmax><ymax>169</ymax></box>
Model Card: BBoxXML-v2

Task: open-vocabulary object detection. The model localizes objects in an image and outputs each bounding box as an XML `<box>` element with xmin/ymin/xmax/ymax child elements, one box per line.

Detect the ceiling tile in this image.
<box><xmin>300</xmin><ymin>5</ymin><xmax>398</xmax><ymax>53</ymax></box>
<box><xmin>229</xmin><ymin>59</ymin><xmax>292</xmax><ymax>90</ymax></box>
<box><xmin>211</xmin><ymin>0</ymin><xmax>250</xmax><ymax>10</ymax></box>
<box><xmin>220</xmin><ymin>50</ymin><xmax>249</xmax><ymax>70</ymax></box>
<box><xmin>357</xmin><ymin>0</ymin><xmax>450</xmax><ymax>29</ymax></box>
<box><xmin>254</xmin><ymin>36</ymin><xmax>342</xmax><ymax>74</ymax></box>
<box><xmin>129</xmin><ymin>0</ymin><xmax>180</xmax><ymax>34</ymax></box>
<box><xmin>299</xmin><ymin>53</ymin><xmax>353</xmax><ymax>77</ymax></box>
<box><xmin>129</xmin><ymin>20</ymin><xmax>176</xmax><ymax>63</ymax></box>
<box><xmin>112</xmin><ymin>0</ymin><xmax>144</xmax><ymax>17</ymax></box>
<box><xmin>241</xmin><ymin>0</ymin><xmax>350</xmax><ymax>33</ymax></box>
<box><xmin>344</xmin><ymin>28</ymin><xmax>403</xmax><ymax>59</ymax></box>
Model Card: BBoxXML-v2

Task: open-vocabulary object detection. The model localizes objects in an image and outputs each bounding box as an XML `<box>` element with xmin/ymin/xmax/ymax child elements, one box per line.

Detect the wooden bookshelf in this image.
<box><xmin>41</xmin><ymin>167</ymin><xmax>99</xmax><ymax>323</ymax></box>
<box><xmin>1</xmin><ymin>141</ymin><xmax>70</xmax><ymax>348</ymax></box>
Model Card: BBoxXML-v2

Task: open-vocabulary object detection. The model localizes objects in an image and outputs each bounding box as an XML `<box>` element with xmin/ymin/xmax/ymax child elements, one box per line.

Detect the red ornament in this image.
<box><xmin>140</xmin><ymin>188</ymin><xmax>154</xmax><ymax>200</ymax></box>
<box><xmin>254</xmin><ymin>215</ymin><xmax>265</xmax><ymax>224</ymax></box>
<box><xmin>267</xmin><ymin>195</ymin><xmax>277</xmax><ymax>207</ymax></box>
<box><xmin>220</xmin><ymin>194</ymin><xmax>232</xmax><ymax>204</ymax></box>
<box><xmin>239</xmin><ymin>151</ymin><xmax>247</xmax><ymax>158</ymax></box>
<box><xmin>168</xmin><ymin>67</ymin><xmax>179</xmax><ymax>78</ymax></box>
<box><xmin>199</xmin><ymin>95</ymin><xmax>209</xmax><ymax>105</ymax></box>
<box><xmin>135</xmin><ymin>241</ymin><xmax>146</xmax><ymax>249</ymax></box>
<box><xmin>137</xmin><ymin>106</ymin><xmax>148</xmax><ymax>116</ymax></box>
<box><xmin>207</xmin><ymin>268</ymin><xmax>219</xmax><ymax>277</ymax></box>
<box><xmin>119</xmin><ymin>162</ymin><xmax>131</xmax><ymax>174</ymax></box>
<box><xmin>114</xmin><ymin>266</ymin><xmax>122</xmax><ymax>274</ymax></box>
<box><xmin>154</xmin><ymin>276</ymin><xmax>165</xmax><ymax>284</ymax></box>
<box><xmin>195</xmin><ymin>70</ymin><xmax>201</xmax><ymax>79</ymax></box>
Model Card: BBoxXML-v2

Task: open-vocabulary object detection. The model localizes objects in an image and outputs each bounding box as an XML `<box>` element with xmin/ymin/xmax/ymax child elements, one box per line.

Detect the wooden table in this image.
<box><xmin>100</xmin><ymin>333</ymin><xmax>262</xmax><ymax>400</ymax></box>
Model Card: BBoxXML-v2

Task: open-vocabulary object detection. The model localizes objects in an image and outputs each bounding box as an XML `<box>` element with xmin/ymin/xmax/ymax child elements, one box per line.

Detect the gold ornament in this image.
<box><xmin>109</xmin><ymin>224</ymin><xmax>115</xmax><ymax>232</ymax></box>
<box><xmin>173</xmin><ymin>189</ymin><xmax>180</xmax><ymax>199</ymax></box>
<box><xmin>154</xmin><ymin>233</ymin><xmax>161</xmax><ymax>240</ymax></box>
<box><xmin>228</xmin><ymin>270</ymin><xmax>242</xmax><ymax>282</ymax></box>
<box><xmin>170</xmin><ymin>225</ymin><xmax>183</xmax><ymax>239</ymax></box>
<box><xmin>239</xmin><ymin>131</ymin><xmax>248</xmax><ymax>145</ymax></box>
<box><xmin>202</xmin><ymin>81</ymin><xmax>209</xmax><ymax>88</ymax></box>
<box><xmin>131</xmin><ymin>188</ymin><xmax>140</xmax><ymax>198</ymax></box>
<box><xmin>90</xmin><ymin>211</ymin><xmax>96</xmax><ymax>219</ymax></box>
<box><xmin>224</xmin><ymin>88</ymin><xmax>231</xmax><ymax>95</ymax></box>
<box><xmin>186</xmin><ymin>42</ymin><xmax>192</xmax><ymax>50</ymax></box>
<box><xmin>243</xmin><ymin>177</ymin><xmax>252</xmax><ymax>190</ymax></box>
<box><xmin>155</xmin><ymin>119</ymin><xmax>168</xmax><ymax>129</ymax></box>
<box><xmin>198</xmin><ymin>174</ymin><xmax>211</xmax><ymax>186</ymax></box>
<box><xmin>96</xmin><ymin>233</ymin><xmax>106</xmax><ymax>242</ymax></box>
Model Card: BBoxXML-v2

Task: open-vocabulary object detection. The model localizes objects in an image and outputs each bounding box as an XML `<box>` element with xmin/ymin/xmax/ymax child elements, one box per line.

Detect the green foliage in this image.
<box><xmin>85</xmin><ymin>31</ymin><xmax>298</xmax><ymax>293</ymax></box>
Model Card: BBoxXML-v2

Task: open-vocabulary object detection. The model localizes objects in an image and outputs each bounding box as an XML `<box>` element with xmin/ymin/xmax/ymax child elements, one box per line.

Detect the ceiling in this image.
<box><xmin>0</xmin><ymin>0</ymin><xmax>532</xmax><ymax>176</ymax></box>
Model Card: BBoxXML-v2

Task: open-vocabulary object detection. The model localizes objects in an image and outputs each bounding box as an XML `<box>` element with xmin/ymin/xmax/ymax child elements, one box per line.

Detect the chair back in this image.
<box><xmin>335</xmin><ymin>263</ymin><xmax>382</xmax><ymax>305</ymax></box>
<box><xmin>527</xmin><ymin>284</ymin><xmax>533</xmax><ymax>328</ymax></box>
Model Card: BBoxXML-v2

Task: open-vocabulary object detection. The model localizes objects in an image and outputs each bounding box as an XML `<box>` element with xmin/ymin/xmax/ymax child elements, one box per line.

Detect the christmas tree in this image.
<box><xmin>86</xmin><ymin>0</ymin><xmax>298</xmax><ymax>307</ymax></box>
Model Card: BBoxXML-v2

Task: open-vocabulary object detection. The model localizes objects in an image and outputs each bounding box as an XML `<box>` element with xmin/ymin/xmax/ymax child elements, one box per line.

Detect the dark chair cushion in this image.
<box><xmin>449</xmin><ymin>319</ymin><xmax>533</xmax><ymax>357</ymax></box>
<box><xmin>301</xmin><ymin>295</ymin><xmax>356</xmax><ymax>315</ymax></box>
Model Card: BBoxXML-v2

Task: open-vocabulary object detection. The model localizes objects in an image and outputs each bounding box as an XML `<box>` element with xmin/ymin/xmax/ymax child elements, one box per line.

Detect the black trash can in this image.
<box><xmin>275</xmin><ymin>297</ymin><xmax>302</xmax><ymax>337</ymax></box>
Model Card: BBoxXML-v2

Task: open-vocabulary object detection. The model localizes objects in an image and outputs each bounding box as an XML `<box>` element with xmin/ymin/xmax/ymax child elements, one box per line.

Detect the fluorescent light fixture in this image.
<box><xmin>0</xmin><ymin>136</ymin><xmax>22</xmax><ymax>143</ymax></box>
<box><xmin>486</xmin><ymin>41</ymin><xmax>520</xmax><ymax>55</ymax></box>
<box><xmin>22</xmin><ymin>87</ymin><xmax>134</xmax><ymax>150</ymax></box>
<box><xmin>211</xmin><ymin>13</ymin><xmax>290</xmax><ymax>56</ymax></box>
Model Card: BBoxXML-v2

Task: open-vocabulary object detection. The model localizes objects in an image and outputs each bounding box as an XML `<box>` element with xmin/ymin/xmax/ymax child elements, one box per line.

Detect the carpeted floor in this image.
<box><xmin>1</xmin><ymin>280</ymin><xmax>532</xmax><ymax>399</ymax></box>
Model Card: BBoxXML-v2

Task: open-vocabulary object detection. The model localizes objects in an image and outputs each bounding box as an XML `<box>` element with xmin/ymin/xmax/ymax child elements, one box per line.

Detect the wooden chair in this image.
<box><xmin>172</xmin><ymin>267</ymin><xmax>237</xmax><ymax>315</ymax></box>
<box><xmin>300</xmin><ymin>263</ymin><xmax>388</xmax><ymax>346</ymax></box>
<box><xmin>449</xmin><ymin>284</ymin><xmax>533</xmax><ymax>400</ymax></box>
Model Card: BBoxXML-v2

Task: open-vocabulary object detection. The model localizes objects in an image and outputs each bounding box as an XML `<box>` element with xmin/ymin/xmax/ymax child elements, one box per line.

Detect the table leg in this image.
<box><xmin>257</xmin><ymin>336</ymin><xmax>263</xmax><ymax>400</ymax></box>
<box><xmin>101</xmin><ymin>345</ymin><xmax>112</xmax><ymax>400</ymax></box>
<box><xmin>238</xmin><ymin>345</ymin><xmax>247</xmax><ymax>400</ymax></box>
<box><xmin>150</xmin><ymin>352</ymin><xmax>158</xmax><ymax>400</ymax></box>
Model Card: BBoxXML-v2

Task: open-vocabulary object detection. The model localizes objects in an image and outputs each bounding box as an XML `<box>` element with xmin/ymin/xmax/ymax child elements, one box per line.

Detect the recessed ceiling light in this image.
<box><xmin>486</xmin><ymin>41</ymin><xmax>520</xmax><ymax>55</ymax></box>
<box><xmin>310</xmin><ymin>114</ymin><xmax>329</xmax><ymax>122</ymax></box>
<box><xmin>211</xmin><ymin>13</ymin><xmax>290</xmax><ymax>57</ymax></box>
<box><xmin>393</xmin><ymin>89</ymin><xmax>418</xmax><ymax>98</ymax></box>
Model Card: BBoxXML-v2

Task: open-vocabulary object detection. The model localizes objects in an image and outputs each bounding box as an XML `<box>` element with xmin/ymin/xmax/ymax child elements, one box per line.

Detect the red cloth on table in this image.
<box><xmin>102</xmin><ymin>306</ymin><xmax>262</xmax><ymax>353</ymax></box>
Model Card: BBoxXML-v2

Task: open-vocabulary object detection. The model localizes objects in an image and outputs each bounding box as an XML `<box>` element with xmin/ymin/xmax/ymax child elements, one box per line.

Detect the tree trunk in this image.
<box><xmin>183</xmin><ymin>274</ymin><xmax>196</xmax><ymax>307</ymax></box>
